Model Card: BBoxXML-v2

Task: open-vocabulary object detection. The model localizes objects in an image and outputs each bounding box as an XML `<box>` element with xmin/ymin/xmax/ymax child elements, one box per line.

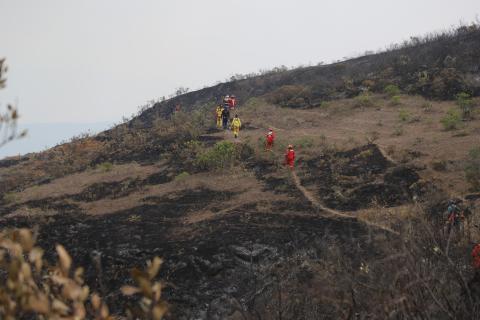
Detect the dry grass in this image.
<box><xmin>355</xmin><ymin>204</ymin><xmax>420</xmax><ymax>228</ymax></box>
<box><xmin>12</xmin><ymin>162</ymin><xmax>163</xmax><ymax>203</ymax></box>
<box><xmin>231</xmin><ymin>95</ymin><xmax>478</xmax><ymax>194</ymax></box>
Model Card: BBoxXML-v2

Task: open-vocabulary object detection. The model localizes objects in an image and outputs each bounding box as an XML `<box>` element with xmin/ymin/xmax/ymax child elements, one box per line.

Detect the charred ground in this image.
<box><xmin>1</xmin><ymin>25</ymin><xmax>480</xmax><ymax>319</ymax></box>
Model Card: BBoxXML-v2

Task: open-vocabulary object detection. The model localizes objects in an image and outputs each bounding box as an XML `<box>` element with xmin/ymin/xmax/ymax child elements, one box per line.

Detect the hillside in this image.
<box><xmin>138</xmin><ymin>23</ymin><xmax>480</xmax><ymax>121</ymax></box>
<box><xmin>1</xmin><ymin>25</ymin><xmax>480</xmax><ymax>319</ymax></box>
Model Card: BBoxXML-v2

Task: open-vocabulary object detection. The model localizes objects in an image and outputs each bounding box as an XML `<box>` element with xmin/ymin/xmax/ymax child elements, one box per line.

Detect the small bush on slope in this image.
<box><xmin>398</xmin><ymin>108</ymin><xmax>410</xmax><ymax>122</ymax></box>
<box><xmin>354</xmin><ymin>92</ymin><xmax>375</xmax><ymax>108</ymax></box>
<box><xmin>265</xmin><ymin>85</ymin><xmax>312</xmax><ymax>108</ymax></box>
<box><xmin>195</xmin><ymin>141</ymin><xmax>237</xmax><ymax>170</ymax></box>
<box><xmin>195</xmin><ymin>141</ymin><xmax>254</xmax><ymax>171</ymax></box>
<box><xmin>440</xmin><ymin>108</ymin><xmax>462</xmax><ymax>130</ymax></box>
<box><xmin>456</xmin><ymin>92</ymin><xmax>474</xmax><ymax>120</ymax></box>
<box><xmin>465</xmin><ymin>147</ymin><xmax>480</xmax><ymax>191</ymax></box>
<box><xmin>390</xmin><ymin>95</ymin><xmax>402</xmax><ymax>106</ymax></box>
<box><xmin>384</xmin><ymin>84</ymin><xmax>401</xmax><ymax>97</ymax></box>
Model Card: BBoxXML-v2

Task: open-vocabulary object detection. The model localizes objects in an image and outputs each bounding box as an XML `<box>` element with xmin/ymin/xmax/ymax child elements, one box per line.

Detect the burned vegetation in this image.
<box><xmin>1</xmin><ymin>24</ymin><xmax>480</xmax><ymax>319</ymax></box>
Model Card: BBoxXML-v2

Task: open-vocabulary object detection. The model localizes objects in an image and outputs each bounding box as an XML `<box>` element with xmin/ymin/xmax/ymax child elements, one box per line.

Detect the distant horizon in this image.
<box><xmin>2</xmin><ymin>18</ymin><xmax>479</xmax><ymax>159</ymax></box>
<box><xmin>0</xmin><ymin>121</ymin><xmax>114</xmax><ymax>159</ymax></box>
<box><xmin>1</xmin><ymin>0</ymin><xmax>479</xmax><ymax>123</ymax></box>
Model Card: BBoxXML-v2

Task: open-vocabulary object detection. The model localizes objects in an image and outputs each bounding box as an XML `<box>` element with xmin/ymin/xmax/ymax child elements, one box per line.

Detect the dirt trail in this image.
<box><xmin>290</xmin><ymin>170</ymin><xmax>399</xmax><ymax>235</ymax></box>
<box><xmin>208</xmin><ymin>125</ymin><xmax>400</xmax><ymax>235</ymax></box>
<box><xmin>377</xmin><ymin>144</ymin><xmax>397</xmax><ymax>164</ymax></box>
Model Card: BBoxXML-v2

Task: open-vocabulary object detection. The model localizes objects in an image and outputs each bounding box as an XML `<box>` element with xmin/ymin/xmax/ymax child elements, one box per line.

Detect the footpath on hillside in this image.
<box><xmin>290</xmin><ymin>170</ymin><xmax>399</xmax><ymax>235</ymax></box>
<box><xmin>210</xmin><ymin>108</ymin><xmax>399</xmax><ymax>235</ymax></box>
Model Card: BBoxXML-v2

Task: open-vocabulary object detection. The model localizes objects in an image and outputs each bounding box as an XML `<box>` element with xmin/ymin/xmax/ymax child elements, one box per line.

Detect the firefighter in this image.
<box><xmin>445</xmin><ymin>200</ymin><xmax>464</xmax><ymax>235</ymax></box>
<box><xmin>231</xmin><ymin>114</ymin><xmax>242</xmax><ymax>138</ymax></box>
<box><xmin>215</xmin><ymin>105</ymin><xmax>223</xmax><ymax>128</ymax></box>
<box><xmin>265</xmin><ymin>128</ymin><xmax>275</xmax><ymax>151</ymax></box>
<box><xmin>229</xmin><ymin>95</ymin><xmax>237</xmax><ymax>109</ymax></box>
<box><xmin>285</xmin><ymin>145</ymin><xmax>295</xmax><ymax>169</ymax></box>
<box><xmin>223</xmin><ymin>95</ymin><xmax>231</xmax><ymax>110</ymax></box>
<box><xmin>472</xmin><ymin>244</ymin><xmax>480</xmax><ymax>270</ymax></box>
<box><xmin>221</xmin><ymin>106</ymin><xmax>230</xmax><ymax>130</ymax></box>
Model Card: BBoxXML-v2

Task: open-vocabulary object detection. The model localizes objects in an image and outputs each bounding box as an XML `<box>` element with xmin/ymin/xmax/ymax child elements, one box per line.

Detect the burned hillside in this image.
<box><xmin>1</xmin><ymin>24</ymin><xmax>480</xmax><ymax>319</ymax></box>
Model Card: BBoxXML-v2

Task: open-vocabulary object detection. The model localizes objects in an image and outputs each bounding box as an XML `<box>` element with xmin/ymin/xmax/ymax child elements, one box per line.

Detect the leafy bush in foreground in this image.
<box><xmin>0</xmin><ymin>229</ymin><xmax>167</xmax><ymax>320</ymax></box>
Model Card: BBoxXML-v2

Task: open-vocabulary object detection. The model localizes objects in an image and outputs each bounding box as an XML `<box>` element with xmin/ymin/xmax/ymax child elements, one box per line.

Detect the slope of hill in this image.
<box><xmin>138</xmin><ymin>24</ymin><xmax>480</xmax><ymax>122</ymax></box>
<box><xmin>1</xmin><ymin>25</ymin><xmax>480</xmax><ymax>319</ymax></box>
<box><xmin>0</xmin><ymin>122</ymin><xmax>113</xmax><ymax>159</ymax></box>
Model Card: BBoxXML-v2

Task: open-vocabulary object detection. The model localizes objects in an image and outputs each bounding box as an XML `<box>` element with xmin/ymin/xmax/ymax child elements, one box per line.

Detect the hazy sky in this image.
<box><xmin>1</xmin><ymin>0</ymin><xmax>479</xmax><ymax>124</ymax></box>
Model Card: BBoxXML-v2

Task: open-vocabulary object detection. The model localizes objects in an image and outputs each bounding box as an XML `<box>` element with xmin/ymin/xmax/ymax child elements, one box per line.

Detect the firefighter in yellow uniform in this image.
<box><xmin>215</xmin><ymin>105</ymin><xmax>223</xmax><ymax>128</ymax></box>
<box><xmin>231</xmin><ymin>114</ymin><xmax>242</xmax><ymax>139</ymax></box>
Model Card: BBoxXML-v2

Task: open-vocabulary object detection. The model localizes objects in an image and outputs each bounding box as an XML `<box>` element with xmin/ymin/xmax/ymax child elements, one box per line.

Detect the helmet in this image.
<box><xmin>225</xmin><ymin>95</ymin><xmax>230</xmax><ymax>98</ymax></box>
<box><xmin>288</xmin><ymin>144</ymin><xmax>293</xmax><ymax>149</ymax></box>
<box><xmin>268</xmin><ymin>128</ymin><xmax>272</xmax><ymax>131</ymax></box>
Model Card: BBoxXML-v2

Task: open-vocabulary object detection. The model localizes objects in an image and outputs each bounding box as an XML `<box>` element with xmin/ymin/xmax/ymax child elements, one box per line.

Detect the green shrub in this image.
<box><xmin>456</xmin><ymin>92</ymin><xmax>474</xmax><ymax>120</ymax></box>
<box><xmin>354</xmin><ymin>92</ymin><xmax>374</xmax><ymax>108</ymax></box>
<box><xmin>97</xmin><ymin>162</ymin><xmax>113</xmax><ymax>172</ymax></box>
<box><xmin>195</xmin><ymin>141</ymin><xmax>236</xmax><ymax>170</ymax></box>
<box><xmin>465</xmin><ymin>147</ymin><xmax>480</xmax><ymax>191</ymax></box>
<box><xmin>390</xmin><ymin>95</ymin><xmax>401</xmax><ymax>106</ymax></box>
<box><xmin>320</xmin><ymin>101</ymin><xmax>330</xmax><ymax>108</ymax></box>
<box><xmin>384</xmin><ymin>84</ymin><xmax>400</xmax><ymax>97</ymax></box>
<box><xmin>440</xmin><ymin>108</ymin><xmax>462</xmax><ymax>130</ymax></box>
<box><xmin>175</xmin><ymin>171</ymin><xmax>190</xmax><ymax>181</ymax></box>
<box><xmin>398</xmin><ymin>109</ymin><xmax>410</xmax><ymax>122</ymax></box>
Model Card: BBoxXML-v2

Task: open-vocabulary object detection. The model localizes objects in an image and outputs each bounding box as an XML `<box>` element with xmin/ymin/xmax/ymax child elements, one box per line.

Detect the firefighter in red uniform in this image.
<box><xmin>472</xmin><ymin>244</ymin><xmax>480</xmax><ymax>270</ymax></box>
<box><xmin>285</xmin><ymin>145</ymin><xmax>295</xmax><ymax>169</ymax></box>
<box><xmin>265</xmin><ymin>128</ymin><xmax>275</xmax><ymax>151</ymax></box>
<box><xmin>229</xmin><ymin>95</ymin><xmax>237</xmax><ymax>109</ymax></box>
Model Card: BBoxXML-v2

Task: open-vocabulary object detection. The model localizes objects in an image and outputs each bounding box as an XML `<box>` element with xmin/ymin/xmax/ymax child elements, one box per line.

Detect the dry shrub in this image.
<box><xmin>431</xmin><ymin>159</ymin><xmax>448</xmax><ymax>172</ymax></box>
<box><xmin>243</xmin><ymin>215</ymin><xmax>478</xmax><ymax>319</ymax></box>
<box><xmin>0</xmin><ymin>58</ymin><xmax>26</xmax><ymax>148</ymax></box>
<box><xmin>465</xmin><ymin>147</ymin><xmax>480</xmax><ymax>191</ymax></box>
<box><xmin>265</xmin><ymin>85</ymin><xmax>312</xmax><ymax>108</ymax></box>
<box><xmin>0</xmin><ymin>229</ymin><xmax>167</xmax><ymax>319</ymax></box>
